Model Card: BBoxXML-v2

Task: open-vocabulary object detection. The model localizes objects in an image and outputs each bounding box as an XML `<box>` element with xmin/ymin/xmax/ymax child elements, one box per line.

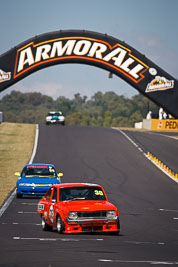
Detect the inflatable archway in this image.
<box><xmin>0</xmin><ymin>30</ymin><xmax>178</xmax><ymax>117</ymax></box>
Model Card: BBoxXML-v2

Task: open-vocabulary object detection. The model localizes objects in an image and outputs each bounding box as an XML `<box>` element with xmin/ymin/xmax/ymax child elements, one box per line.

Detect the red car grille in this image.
<box><xmin>82</xmin><ymin>226</ymin><xmax>103</xmax><ymax>232</ymax></box>
<box><xmin>78</xmin><ymin>211</ymin><xmax>106</xmax><ymax>218</ymax></box>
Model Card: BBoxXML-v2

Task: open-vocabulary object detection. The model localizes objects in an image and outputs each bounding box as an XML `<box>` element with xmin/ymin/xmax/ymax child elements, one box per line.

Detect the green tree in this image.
<box><xmin>0</xmin><ymin>90</ymin><xmax>159</xmax><ymax>127</ymax></box>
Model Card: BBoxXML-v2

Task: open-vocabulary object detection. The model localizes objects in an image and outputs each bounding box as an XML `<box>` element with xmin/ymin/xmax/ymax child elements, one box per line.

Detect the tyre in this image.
<box><xmin>42</xmin><ymin>216</ymin><xmax>52</xmax><ymax>231</ymax></box>
<box><xmin>109</xmin><ymin>230</ymin><xmax>119</xmax><ymax>235</ymax></box>
<box><xmin>16</xmin><ymin>192</ymin><xmax>22</xmax><ymax>198</ymax></box>
<box><xmin>117</xmin><ymin>219</ymin><xmax>120</xmax><ymax>231</ymax></box>
<box><xmin>56</xmin><ymin>215</ymin><xmax>65</xmax><ymax>234</ymax></box>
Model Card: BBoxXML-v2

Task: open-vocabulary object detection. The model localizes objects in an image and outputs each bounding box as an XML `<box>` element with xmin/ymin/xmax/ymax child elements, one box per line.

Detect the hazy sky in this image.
<box><xmin>0</xmin><ymin>0</ymin><xmax>178</xmax><ymax>100</ymax></box>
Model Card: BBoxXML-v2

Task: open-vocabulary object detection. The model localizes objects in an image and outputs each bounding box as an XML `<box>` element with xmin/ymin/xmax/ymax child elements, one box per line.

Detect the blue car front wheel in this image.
<box><xmin>16</xmin><ymin>192</ymin><xmax>22</xmax><ymax>198</ymax></box>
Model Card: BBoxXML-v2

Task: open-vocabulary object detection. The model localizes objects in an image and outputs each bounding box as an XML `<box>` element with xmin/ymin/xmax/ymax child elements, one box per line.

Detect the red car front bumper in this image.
<box><xmin>64</xmin><ymin>217</ymin><xmax>120</xmax><ymax>233</ymax></box>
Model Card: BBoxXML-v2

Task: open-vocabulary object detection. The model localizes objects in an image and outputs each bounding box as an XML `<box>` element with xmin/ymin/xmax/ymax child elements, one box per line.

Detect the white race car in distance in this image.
<box><xmin>46</xmin><ymin>111</ymin><xmax>65</xmax><ymax>125</ymax></box>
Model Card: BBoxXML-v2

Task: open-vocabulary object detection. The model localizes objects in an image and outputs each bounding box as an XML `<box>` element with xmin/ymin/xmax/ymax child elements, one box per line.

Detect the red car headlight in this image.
<box><xmin>68</xmin><ymin>211</ymin><xmax>78</xmax><ymax>220</ymax></box>
<box><xmin>106</xmin><ymin>210</ymin><xmax>116</xmax><ymax>219</ymax></box>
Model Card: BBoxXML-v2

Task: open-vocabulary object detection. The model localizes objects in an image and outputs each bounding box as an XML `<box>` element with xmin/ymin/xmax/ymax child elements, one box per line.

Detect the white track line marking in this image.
<box><xmin>119</xmin><ymin>130</ymin><xmax>178</xmax><ymax>184</ymax></box>
<box><xmin>21</xmin><ymin>203</ymin><xmax>37</xmax><ymax>205</ymax></box>
<box><xmin>0</xmin><ymin>124</ymin><xmax>39</xmax><ymax>217</ymax></box>
<box><xmin>146</xmin><ymin>153</ymin><xmax>178</xmax><ymax>184</ymax></box>
<box><xmin>13</xmin><ymin>237</ymin><xmax>103</xmax><ymax>242</ymax></box>
<box><xmin>98</xmin><ymin>259</ymin><xmax>178</xmax><ymax>264</ymax></box>
<box><xmin>159</xmin><ymin>208</ymin><xmax>178</xmax><ymax>213</ymax></box>
<box><xmin>149</xmin><ymin>132</ymin><xmax>178</xmax><ymax>141</ymax></box>
<box><xmin>125</xmin><ymin>241</ymin><xmax>165</xmax><ymax>245</ymax></box>
<box><xmin>1</xmin><ymin>222</ymin><xmax>41</xmax><ymax>225</ymax></box>
<box><xmin>18</xmin><ymin>211</ymin><xmax>37</xmax><ymax>214</ymax></box>
<box><xmin>0</xmin><ymin>190</ymin><xmax>16</xmax><ymax>217</ymax></box>
<box><xmin>28</xmin><ymin>124</ymin><xmax>39</xmax><ymax>164</ymax></box>
<box><xmin>119</xmin><ymin>130</ymin><xmax>139</xmax><ymax>148</ymax></box>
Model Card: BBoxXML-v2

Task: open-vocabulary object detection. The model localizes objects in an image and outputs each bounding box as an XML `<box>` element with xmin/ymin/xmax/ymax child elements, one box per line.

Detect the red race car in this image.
<box><xmin>37</xmin><ymin>183</ymin><xmax>120</xmax><ymax>235</ymax></box>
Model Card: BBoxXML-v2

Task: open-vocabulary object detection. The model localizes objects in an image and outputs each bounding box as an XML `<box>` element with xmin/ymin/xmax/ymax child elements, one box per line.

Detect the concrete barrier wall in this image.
<box><xmin>142</xmin><ymin>119</ymin><xmax>152</xmax><ymax>130</ymax></box>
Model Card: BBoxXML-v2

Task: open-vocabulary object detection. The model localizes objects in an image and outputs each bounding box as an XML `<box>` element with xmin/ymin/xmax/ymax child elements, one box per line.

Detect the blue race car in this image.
<box><xmin>15</xmin><ymin>163</ymin><xmax>63</xmax><ymax>198</ymax></box>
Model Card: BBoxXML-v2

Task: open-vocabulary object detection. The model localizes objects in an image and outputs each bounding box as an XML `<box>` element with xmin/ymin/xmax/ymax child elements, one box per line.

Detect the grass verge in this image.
<box><xmin>0</xmin><ymin>122</ymin><xmax>35</xmax><ymax>207</ymax></box>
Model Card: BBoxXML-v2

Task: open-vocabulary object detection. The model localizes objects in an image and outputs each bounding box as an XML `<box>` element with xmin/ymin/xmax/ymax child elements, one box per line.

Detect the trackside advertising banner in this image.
<box><xmin>0</xmin><ymin>30</ymin><xmax>178</xmax><ymax>117</ymax></box>
<box><xmin>151</xmin><ymin>119</ymin><xmax>178</xmax><ymax>131</ymax></box>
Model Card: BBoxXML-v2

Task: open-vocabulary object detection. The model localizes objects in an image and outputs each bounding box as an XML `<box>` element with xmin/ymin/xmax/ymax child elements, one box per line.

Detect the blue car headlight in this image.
<box><xmin>19</xmin><ymin>183</ymin><xmax>32</xmax><ymax>186</ymax></box>
<box><xmin>18</xmin><ymin>183</ymin><xmax>52</xmax><ymax>187</ymax></box>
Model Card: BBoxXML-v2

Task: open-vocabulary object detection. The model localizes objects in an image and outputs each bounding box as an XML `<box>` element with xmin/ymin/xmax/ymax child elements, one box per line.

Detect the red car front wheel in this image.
<box><xmin>56</xmin><ymin>215</ymin><xmax>65</xmax><ymax>234</ymax></box>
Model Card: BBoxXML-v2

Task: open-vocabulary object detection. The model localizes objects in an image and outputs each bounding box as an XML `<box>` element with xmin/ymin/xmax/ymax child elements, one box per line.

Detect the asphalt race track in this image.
<box><xmin>0</xmin><ymin>125</ymin><xmax>178</xmax><ymax>267</ymax></box>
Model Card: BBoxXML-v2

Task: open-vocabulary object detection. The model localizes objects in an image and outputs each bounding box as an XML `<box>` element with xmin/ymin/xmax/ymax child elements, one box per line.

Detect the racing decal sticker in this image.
<box><xmin>49</xmin><ymin>167</ymin><xmax>55</xmax><ymax>173</ymax></box>
<box><xmin>27</xmin><ymin>165</ymin><xmax>48</xmax><ymax>168</ymax></box>
<box><xmin>49</xmin><ymin>205</ymin><xmax>54</xmax><ymax>223</ymax></box>
<box><xmin>94</xmin><ymin>190</ymin><xmax>104</xmax><ymax>196</ymax></box>
<box><xmin>146</xmin><ymin>76</ymin><xmax>174</xmax><ymax>93</ymax></box>
<box><xmin>38</xmin><ymin>204</ymin><xmax>44</xmax><ymax>210</ymax></box>
<box><xmin>158</xmin><ymin>121</ymin><xmax>163</xmax><ymax>129</ymax></box>
<box><xmin>0</xmin><ymin>69</ymin><xmax>11</xmax><ymax>83</ymax></box>
<box><xmin>149</xmin><ymin>67</ymin><xmax>157</xmax><ymax>76</ymax></box>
